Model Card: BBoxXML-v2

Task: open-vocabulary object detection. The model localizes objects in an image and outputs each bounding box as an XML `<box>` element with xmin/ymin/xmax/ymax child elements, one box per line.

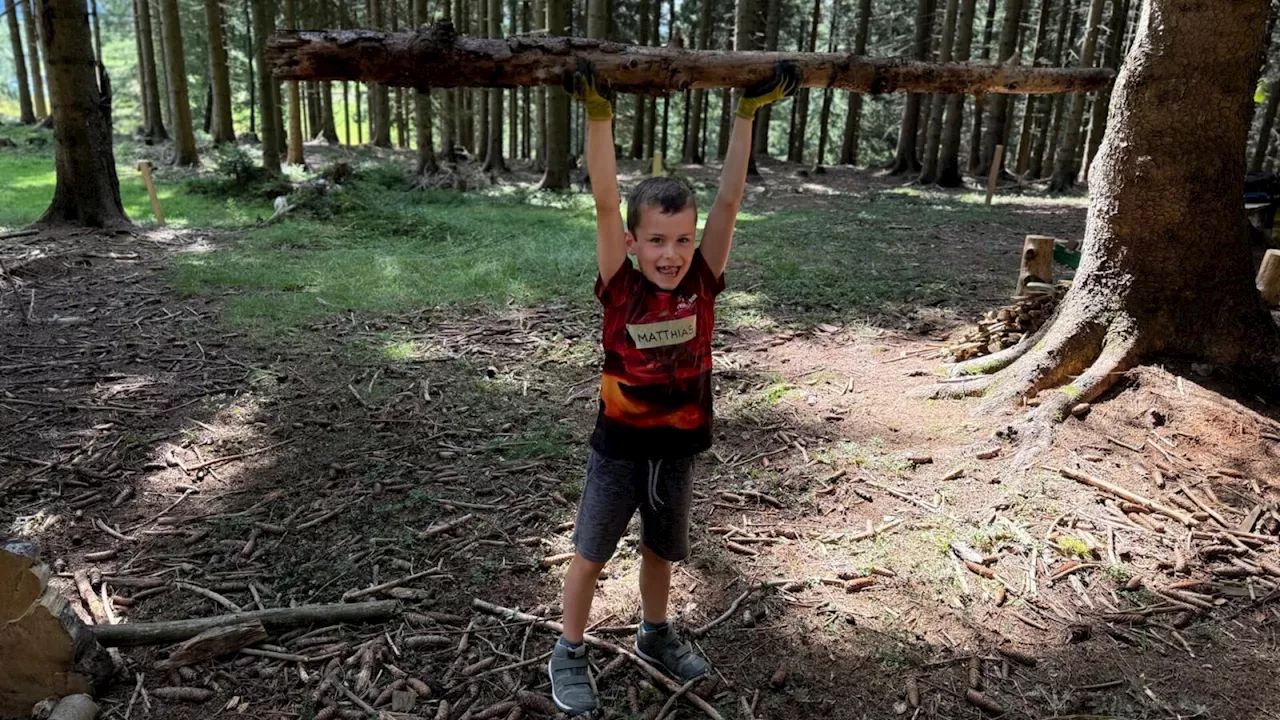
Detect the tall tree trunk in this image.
<box><xmin>308</xmin><ymin>82</ymin><xmax>324</xmax><ymax>140</ymax></box>
<box><xmin>1081</xmin><ymin>0</ymin><xmax>1128</xmax><ymax>181</ymax></box>
<box><xmin>717</xmin><ymin>87</ymin><xmax>731</xmax><ymax>159</ymax></box>
<box><xmin>811</xmin><ymin>0</ymin><xmax>841</xmax><ymax>171</ymax></box>
<box><xmin>153</xmin><ymin>0</ymin><xmax>170</xmax><ymax>130</ymax></box>
<box><xmin>1013</xmin><ymin>0</ymin><xmax>1054</xmax><ymax>174</ymax></box>
<box><xmin>532</xmin><ymin>0</ymin><xmax>545</xmax><ymax>169</ymax></box>
<box><xmin>643</xmin><ymin>2</ymin><xmax>658</xmax><ymax>160</ymax></box>
<box><xmin>482</xmin><ymin>0</ymin><xmax>505</xmax><ymax>171</ymax></box>
<box><xmin>37</xmin><ymin>0</ymin><xmax>127</xmax><ymax>227</ymax></box>
<box><xmin>159</xmin><ymin>0</ymin><xmax>198</xmax><ymax>165</ymax></box>
<box><xmin>343</xmin><ymin>80</ymin><xmax>351</xmax><ymax>142</ymax></box>
<box><xmin>976</xmin><ymin>0</ymin><xmax>1025</xmax><ymax>177</ymax></box>
<box><xmin>132</xmin><ymin>0</ymin><xmax>151</xmax><ymax>133</ymax></box>
<box><xmin>320</xmin><ymin>83</ymin><xmax>340</xmax><ymax>141</ymax></box>
<box><xmin>521</xmin><ymin>0</ymin><xmax>532</xmax><ymax>159</ymax></box>
<box><xmin>285</xmin><ymin>0</ymin><xmax>305</xmax><ymax>162</ymax></box>
<box><xmin>683</xmin><ymin>0</ymin><xmax>714</xmax><ymax>163</ymax></box>
<box><xmin>941</xmin><ymin>0</ymin><xmax>1278</xmax><ymax>426</ymax></box>
<box><xmin>890</xmin><ymin>0</ymin><xmax>934</xmax><ymax>174</ymax></box>
<box><xmin>415</xmin><ymin>0</ymin><xmax>438</xmax><ymax>174</ymax></box>
<box><xmin>753</xmin><ymin>0</ymin><xmax>781</xmax><ymax>155</ymax></box>
<box><xmin>253</xmin><ymin>0</ymin><xmax>281</xmax><ymax>173</ymax></box>
<box><xmin>1031</xmin><ymin>0</ymin><xmax>1076</xmax><ymax>177</ymax></box>
<box><xmin>23</xmin><ymin>0</ymin><xmax>47</xmax><ymax>118</ymax></box>
<box><xmin>539</xmin><ymin>0</ymin><xmax>571</xmax><ymax>188</ymax></box>
<box><xmin>630</xmin><ymin>0</ymin><xmax>650</xmax><ymax>159</ymax></box>
<box><xmin>839</xmin><ymin>0</ymin><xmax>872</xmax><ymax>166</ymax></box>
<box><xmin>136</xmin><ymin>0</ymin><xmax>167</xmax><ymax>140</ymax></box>
<box><xmin>356</xmin><ymin>83</ymin><xmax>364</xmax><ymax>142</ymax></box>
<box><xmin>788</xmin><ymin>0</ymin><xmax>821</xmax><ymax>163</ymax></box>
<box><xmin>967</xmin><ymin>0</ymin><xmax>998</xmax><ymax>172</ymax></box>
<box><xmin>734</xmin><ymin>0</ymin><xmax>763</xmax><ymax>174</ymax></box>
<box><xmin>1049</xmin><ymin>0</ymin><xmax>1103</xmax><ymax>191</ymax></box>
<box><xmin>204</xmin><ymin>0</ymin><xmax>235</xmax><ymax>142</ymax></box>
<box><xmin>936</xmin><ymin>0</ymin><xmax>976</xmax><ymax>186</ymax></box>
<box><xmin>5</xmin><ymin>0</ymin><xmax>36</xmax><ymax>124</ymax></box>
<box><xmin>371</xmin><ymin>0</ymin><xmax>393</xmax><ymax>146</ymax></box>
<box><xmin>919</xmin><ymin>0</ymin><xmax>959</xmax><ymax>183</ymax></box>
<box><xmin>244</xmin><ymin>0</ymin><xmax>255</xmax><ymax>135</ymax></box>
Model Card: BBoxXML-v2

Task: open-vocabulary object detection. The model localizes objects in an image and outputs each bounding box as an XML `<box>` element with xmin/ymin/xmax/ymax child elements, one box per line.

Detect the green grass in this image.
<box><xmin>0</xmin><ymin>128</ymin><xmax>273</xmax><ymax>230</ymax></box>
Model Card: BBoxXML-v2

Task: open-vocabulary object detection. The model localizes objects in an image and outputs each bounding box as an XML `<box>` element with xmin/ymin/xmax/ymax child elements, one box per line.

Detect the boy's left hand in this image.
<box><xmin>736</xmin><ymin>61</ymin><xmax>802</xmax><ymax>119</ymax></box>
<box><xmin>563</xmin><ymin>59</ymin><xmax>614</xmax><ymax>122</ymax></box>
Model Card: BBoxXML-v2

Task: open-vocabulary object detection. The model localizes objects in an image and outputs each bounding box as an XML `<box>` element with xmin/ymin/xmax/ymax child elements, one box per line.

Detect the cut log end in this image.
<box><xmin>1</xmin><ymin>547</ymin><xmax>114</xmax><ymax>719</ymax></box>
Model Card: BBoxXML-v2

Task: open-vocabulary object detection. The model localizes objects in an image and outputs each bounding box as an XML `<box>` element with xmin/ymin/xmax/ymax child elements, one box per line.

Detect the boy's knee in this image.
<box><xmin>639</xmin><ymin>544</ymin><xmax>672</xmax><ymax>565</ymax></box>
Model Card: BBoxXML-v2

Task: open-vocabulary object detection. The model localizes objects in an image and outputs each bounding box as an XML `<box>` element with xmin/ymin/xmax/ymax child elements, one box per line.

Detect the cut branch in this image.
<box><xmin>266</xmin><ymin>25</ymin><xmax>1113</xmax><ymax>96</ymax></box>
<box><xmin>90</xmin><ymin>600</ymin><xmax>399</xmax><ymax>646</ymax></box>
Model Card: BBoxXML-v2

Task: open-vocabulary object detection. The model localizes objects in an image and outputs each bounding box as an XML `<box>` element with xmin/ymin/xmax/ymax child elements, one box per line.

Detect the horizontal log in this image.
<box><xmin>89</xmin><ymin>600</ymin><xmax>399</xmax><ymax>647</ymax></box>
<box><xmin>266</xmin><ymin>24</ymin><xmax>1114</xmax><ymax>96</ymax></box>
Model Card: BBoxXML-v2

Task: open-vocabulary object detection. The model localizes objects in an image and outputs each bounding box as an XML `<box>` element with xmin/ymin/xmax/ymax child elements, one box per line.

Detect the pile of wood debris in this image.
<box><xmin>944</xmin><ymin>283</ymin><xmax>1069</xmax><ymax>363</ymax></box>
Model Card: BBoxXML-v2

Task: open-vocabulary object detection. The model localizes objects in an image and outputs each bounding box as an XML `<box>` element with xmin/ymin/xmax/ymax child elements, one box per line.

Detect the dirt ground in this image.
<box><xmin>4</xmin><ymin>165</ymin><xmax>1280</xmax><ymax>720</ymax></box>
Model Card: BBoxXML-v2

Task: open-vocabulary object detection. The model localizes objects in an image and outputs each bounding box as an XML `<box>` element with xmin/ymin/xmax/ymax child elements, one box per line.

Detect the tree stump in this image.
<box><xmin>1015</xmin><ymin>235</ymin><xmax>1055</xmax><ymax>296</ymax></box>
<box><xmin>0</xmin><ymin>544</ymin><xmax>113</xmax><ymax>719</ymax></box>
<box><xmin>1257</xmin><ymin>248</ymin><xmax>1280</xmax><ymax>307</ymax></box>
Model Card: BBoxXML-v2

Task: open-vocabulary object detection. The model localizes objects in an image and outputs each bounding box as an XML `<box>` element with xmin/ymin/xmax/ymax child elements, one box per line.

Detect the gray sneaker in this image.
<box><xmin>634</xmin><ymin>625</ymin><xmax>710</xmax><ymax>683</ymax></box>
<box><xmin>548</xmin><ymin>641</ymin><xmax>597</xmax><ymax>716</ymax></box>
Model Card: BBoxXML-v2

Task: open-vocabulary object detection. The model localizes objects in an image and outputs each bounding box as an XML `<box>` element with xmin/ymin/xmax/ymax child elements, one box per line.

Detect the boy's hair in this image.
<box><xmin>626</xmin><ymin>177</ymin><xmax>696</xmax><ymax>235</ymax></box>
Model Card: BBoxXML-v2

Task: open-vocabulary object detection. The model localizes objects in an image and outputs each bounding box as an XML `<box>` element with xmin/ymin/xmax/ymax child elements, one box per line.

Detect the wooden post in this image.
<box><xmin>1016</xmin><ymin>234</ymin><xmax>1055</xmax><ymax>296</ymax></box>
<box><xmin>652</xmin><ymin>150</ymin><xmax>663</xmax><ymax>177</ymax></box>
<box><xmin>985</xmin><ymin>144</ymin><xmax>1004</xmax><ymax>206</ymax></box>
<box><xmin>136</xmin><ymin>161</ymin><xmax>165</xmax><ymax>226</ymax></box>
<box><xmin>1258</xmin><ymin>248</ymin><xmax>1280</xmax><ymax>307</ymax></box>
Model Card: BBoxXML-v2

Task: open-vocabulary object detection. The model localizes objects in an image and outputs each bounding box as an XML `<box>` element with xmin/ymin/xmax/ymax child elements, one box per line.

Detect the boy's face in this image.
<box><xmin>625</xmin><ymin>204</ymin><xmax>698</xmax><ymax>291</ymax></box>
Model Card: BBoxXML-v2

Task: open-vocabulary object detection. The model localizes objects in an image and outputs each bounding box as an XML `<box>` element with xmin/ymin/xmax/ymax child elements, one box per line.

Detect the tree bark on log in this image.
<box><xmin>931</xmin><ymin>0</ymin><xmax>1278</xmax><ymax>435</ymax></box>
<box><xmin>1</xmin><ymin>546</ymin><xmax>114</xmax><ymax>719</ymax></box>
<box><xmin>265</xmin><ymin>25</ymin><xmax>1114</xmax><ymax>96</ymax></box>
<box><xmin>90</xmin><ymin>600</ymin><xmax>399</xmax><ymax>647</ymax></box>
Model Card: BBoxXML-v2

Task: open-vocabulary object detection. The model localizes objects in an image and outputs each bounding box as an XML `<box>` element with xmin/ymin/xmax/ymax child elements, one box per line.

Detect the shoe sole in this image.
<box><xmin>634</xmin><ymin>643</ymin><xmax>710</xmax><ymax>684</ymax></box>
<box><xmin>547</xmin><ymin>662</ymin><xmax>597</xmax><ymax>717</ymax></box>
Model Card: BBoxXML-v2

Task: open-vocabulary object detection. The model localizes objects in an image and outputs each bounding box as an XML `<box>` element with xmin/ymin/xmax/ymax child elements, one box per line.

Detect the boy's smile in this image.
<box><xmin>626</xmin><ymin>206</ymin><xmax>698</xmax><ymax>291</ymax></box>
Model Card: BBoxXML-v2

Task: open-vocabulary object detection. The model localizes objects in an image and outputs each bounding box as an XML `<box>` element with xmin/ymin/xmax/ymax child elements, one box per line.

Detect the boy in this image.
<box><xmin>548</xmin><ymin>61</ymin><xmax>800</xmax><ymax>716</ymax></box>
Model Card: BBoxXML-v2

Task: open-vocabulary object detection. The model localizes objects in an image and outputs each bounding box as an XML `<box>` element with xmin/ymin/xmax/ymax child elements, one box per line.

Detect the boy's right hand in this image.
<box><xmin>563</xmin><ymin>59</ymin><xmax>614</xmax><ymax>122</ymax></box>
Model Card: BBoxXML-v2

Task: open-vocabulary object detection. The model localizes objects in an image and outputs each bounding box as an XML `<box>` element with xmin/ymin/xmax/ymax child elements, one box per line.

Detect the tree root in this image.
<box><xmin>944</xmin><ymin>322</ymin><xmax>1052</xmax><ymax>378</ymax></box>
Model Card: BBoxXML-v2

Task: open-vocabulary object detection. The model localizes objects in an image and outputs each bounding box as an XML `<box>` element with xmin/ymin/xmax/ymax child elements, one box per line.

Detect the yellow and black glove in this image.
<box><xmin>563</xmin><ymin>59</ymin><xmax>614</xmax><ymax>122</ymax></box>
<box><xmin>736</xmin><ymin>60</ymin><xmax>802</xmax><ymax>119</ymax></box>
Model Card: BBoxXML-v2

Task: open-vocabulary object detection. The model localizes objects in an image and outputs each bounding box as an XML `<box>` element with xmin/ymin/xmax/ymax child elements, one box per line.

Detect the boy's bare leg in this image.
<box><xmin>638</xmin><ymin>544</ymin><xmax>672</xmax><ymax>625</ymax></box>
<box><xmin>560</xmin><ymin>553</ymin><xmax>606</xmax><ymax>643</ymax></box>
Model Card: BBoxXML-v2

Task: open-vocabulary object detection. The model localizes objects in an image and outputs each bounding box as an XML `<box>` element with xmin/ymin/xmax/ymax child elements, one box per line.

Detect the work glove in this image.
<box><xmin>736</xmin><ymin>61</ymin><xmax>802</xmax><ymax>119</ymax></box>
<box><xmin>563</xmin><ymin>59</ymin><xmax>614</xmax><ymax>122</ymax></box>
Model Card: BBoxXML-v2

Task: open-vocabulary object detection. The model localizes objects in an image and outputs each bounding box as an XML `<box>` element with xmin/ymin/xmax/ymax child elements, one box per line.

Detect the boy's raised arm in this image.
<box><xmin>566</xmin><ymin>61</ymin><xmax>628</xmax><ymax>287</ymax></box>
<box><xmin>700</xmin><ymin>63</ymin><xmax>801</xmax><ymax>278</ymax></box>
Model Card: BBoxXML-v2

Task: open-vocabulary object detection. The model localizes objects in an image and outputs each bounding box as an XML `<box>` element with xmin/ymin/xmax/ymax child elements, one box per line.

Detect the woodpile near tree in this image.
<box><xmin>945</xmin><ymin>282</ymin><xmax>1068</xmax><ymax>363</ymax></box>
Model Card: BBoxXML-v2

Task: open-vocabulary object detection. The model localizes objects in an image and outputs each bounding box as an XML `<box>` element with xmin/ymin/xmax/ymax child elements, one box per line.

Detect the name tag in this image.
<box><xmin>627</xmin><ymin>315</ymin><xmax>697</xmax><ymax>349</ymax></box>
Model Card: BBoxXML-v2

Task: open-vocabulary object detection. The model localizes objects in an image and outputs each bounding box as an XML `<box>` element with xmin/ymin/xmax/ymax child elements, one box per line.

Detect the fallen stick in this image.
<box><xmin>342</xmin><ymin>569</ymin><xmax>439</xmax><ymax>601</ymax></box>
<box><xmin>471</xmin><ymin>599</ymin><xmax>725</xmax><ymax>720</ymax></box>
<box><xmin>1057</xmin><ymin>468</ymin><xmax>1195</xmax><ymax>526</ymax></box>
<box><xmin>74</xmin><ymin>569</ymin><xmax>109</xmax><ymax>625</ymax></box>
<box><xmin>183</xmin><ymin>439</ymin><xmax>294</xmax><ymax>471</ymax></box>
<box><xmin>421</xmin><ymin>513</ymin><xmax>475</xmax><ymax>538</ymax></box>
<box><xmin>690</xmin><ymin>579</ymin><xmax>799</xmax><ymax>638</ymax></box>
<box><xmin>654</xmin><ymin>679</ymin><xmax>697</xmax><ymax>720</ymax></box>
<box><xmin>175</xmin><ymin>581</ymin><xmax>244</xmax><ymax>613</ymax></box>
<box><xmin>90</xmin><ymin>600</ymin><xmax>399</xmax><ymax>646</ymax></box>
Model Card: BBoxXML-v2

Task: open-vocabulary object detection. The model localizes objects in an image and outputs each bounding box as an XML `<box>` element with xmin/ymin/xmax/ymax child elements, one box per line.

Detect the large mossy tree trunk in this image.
<box><xmin>935</xmin><ymin>0</ymin><xmax>1279</xmax><ymax>431</ymax></box>
<box><xmin>37</xmin><ymin>0</ymin><xmax>129</xmax><ymax>228</ymax></box>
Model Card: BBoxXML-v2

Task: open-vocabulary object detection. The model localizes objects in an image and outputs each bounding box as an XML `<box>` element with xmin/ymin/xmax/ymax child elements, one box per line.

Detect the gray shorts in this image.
<box><xmin>571</xmin><ymin>450</ymin><xmax>696</xmax><ymax>563</ymax></box>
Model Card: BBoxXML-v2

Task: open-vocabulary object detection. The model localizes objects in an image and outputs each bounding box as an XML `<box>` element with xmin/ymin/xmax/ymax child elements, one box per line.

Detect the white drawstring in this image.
<box><xmin>647</xmin><ymin>459</ymin><xmax>665</xmax><ymax>509</ymax></box>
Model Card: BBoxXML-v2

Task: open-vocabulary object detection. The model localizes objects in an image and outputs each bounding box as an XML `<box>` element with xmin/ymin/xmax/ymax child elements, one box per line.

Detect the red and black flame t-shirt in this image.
<box><xmin>590</xmin><ymin>249</ymin><xmax>725</xmax><ymax>460</ymax></box>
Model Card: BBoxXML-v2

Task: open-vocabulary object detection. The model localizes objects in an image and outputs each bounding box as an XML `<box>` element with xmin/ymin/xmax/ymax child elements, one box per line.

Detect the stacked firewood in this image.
<box><xmin>944</xmin><ymin>283</ymin><xmax>1068</xmax><ymax>362</ymax></box>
